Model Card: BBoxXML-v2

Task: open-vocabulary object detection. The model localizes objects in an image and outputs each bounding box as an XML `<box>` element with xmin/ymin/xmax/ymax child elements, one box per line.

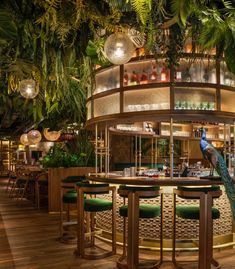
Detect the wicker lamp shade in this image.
<box><xmin>43</xmin><ymin>128</ymin><xmax>61</xmax><ymax>141</ymax></box>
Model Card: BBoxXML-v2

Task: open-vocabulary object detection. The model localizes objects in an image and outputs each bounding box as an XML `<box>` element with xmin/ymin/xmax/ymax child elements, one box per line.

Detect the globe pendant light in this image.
<box><xmin>104</xmin><ymin>32</ymin><xmax>134</xmax><ymax>65</ymax></box>
<box><xmin>19</xmin><ymin>79</ymin><xmax>39</xmax><ymax>99</ymax></box>
<box><xmin>43</xmin><ymin>128</ymin><xmax>61</xmax><ymax>141</ymax></box>
<box><xmin>20</xmin><ymin>133</ymin><xmax>30</xmax><ymax>146</ymax></box>
<box><xmin>27</xmin><ymin>130</ymin><xmax>42</xmax><ymax>144</ymax></box>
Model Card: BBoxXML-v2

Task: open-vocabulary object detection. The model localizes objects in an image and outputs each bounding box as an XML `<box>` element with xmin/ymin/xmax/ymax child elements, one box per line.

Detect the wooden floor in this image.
<box><xmin>1</xmin><ymin>178</ymin><xmax>235</xmax><ymax>269</ymax></box>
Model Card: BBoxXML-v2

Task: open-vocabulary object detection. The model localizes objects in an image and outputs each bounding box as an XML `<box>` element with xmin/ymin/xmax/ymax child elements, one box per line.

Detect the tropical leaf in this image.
<box><xmin>129</xmin><ymin>0</ymin><xmax>152</xmax><ymax>25</ymax></box>
<box><xmin>0</xmin><ymin>10</ymin><xmax>17</xmax><ymax>41</ymax></box>
<box><xmin>225</xmin><ymin>43</ymin><xmax>235</xmax><ymax>74</ymax></box>
<box><xmin>171</xmin><ymin>0</ymin><xmax>193</xmax><ymax>26</ymax></box>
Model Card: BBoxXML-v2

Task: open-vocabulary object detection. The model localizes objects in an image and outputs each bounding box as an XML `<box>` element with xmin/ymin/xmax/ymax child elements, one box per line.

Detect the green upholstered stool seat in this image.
<box><xmin>119</xmin><ymin>185</ymin><xmax>160</xmax><ymax>198</ymax></box>
<box><xmin>62</xmin><ymin>175</ymin><xmax>86</xmax><ymax>183</ymax></box>
<box><xmin>84</xmin><ymin>198</ymin><xmax>113</xmax><ymax>212</ymax></box>
<box><xmin>76</xmin><ymin>182</ymin><xmax>110</xmax><ymax>194</ymax></box>
<box><xmin>177</xmin><ymin>185</ymin><xmax>220</xmax><ymax>193</ymax></box>
<box><xmin>62</xmin><ymin>190</ymin><xmax>77</xmax><ymax>204</ymax></box>
<box><xmin>176</xmin><ymin>205</ymin><xmax>220</xmax><ymax>220</ymax></box>
<box><xmin>120</xmin><ymin>204</ymin><xmax>161</xmax><ymax>218</ymax></box>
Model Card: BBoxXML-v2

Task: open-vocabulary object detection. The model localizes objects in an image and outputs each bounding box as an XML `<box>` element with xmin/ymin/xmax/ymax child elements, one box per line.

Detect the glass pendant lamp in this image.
<box><xmin>104</xmin><ymin>32</ymin><xmax>134</xmax><ymax>65</ymax></box>
<box><xmin>20</xmin><ymin>133</ymin><xmax>30</xmax><ymax>146</ymax></box>
<box><xmin>27</xmin><ymin>130</ymin><xmax>42</xmax><ymax>144</ymax></box>
<box><xmin>19</xmin><ymin>79</ymin><xmax>39</xmax><ymax>99</ymax></box>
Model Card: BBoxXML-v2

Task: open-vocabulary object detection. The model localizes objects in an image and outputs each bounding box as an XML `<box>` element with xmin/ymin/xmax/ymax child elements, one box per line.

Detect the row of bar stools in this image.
<box><xmin>76</xmin><ymin>182</ymin><xmax>116</xmax><ymax>259</ymax></box>
<box><xmin>72</xmin><ymin>181</ymin><xmax>222</xmax><ymax>269</ymax></box>
<box><xmin>172</xmin><ymin>186</ymin><xmax>222</xmax><ymax>269</ymax></box>
<box><xmin>60</xmin><ymin>176</ymin><xmax>86</xmax><ymax>242</ymax></box>
<box><xmin>117</xmin><ymin>185</ymin><xmax>163</xmax><ymax>269</ymax></box>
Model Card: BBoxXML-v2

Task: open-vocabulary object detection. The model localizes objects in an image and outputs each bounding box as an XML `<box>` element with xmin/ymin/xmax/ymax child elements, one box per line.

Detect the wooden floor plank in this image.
<box><xmin>0</xmin><ymin>178</ymin><xmax>235</xmax><ymax>269</ymax></box>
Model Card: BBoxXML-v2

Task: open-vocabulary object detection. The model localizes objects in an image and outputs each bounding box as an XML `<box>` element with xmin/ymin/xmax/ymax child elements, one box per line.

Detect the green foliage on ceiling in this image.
<box><xmin>0</xmin><ymin>0</ymin><xmax>234</xmax><ymax>135</ymax></box>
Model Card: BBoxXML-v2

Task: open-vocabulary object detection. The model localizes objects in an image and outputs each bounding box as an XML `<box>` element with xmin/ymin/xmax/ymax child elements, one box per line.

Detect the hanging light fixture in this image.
<box><xmin>19</xmin><ymin>79</ymin><xmax>39</xmax><ymax>99</ymax></box>
<box><xmin>20</xmin><ymin>133</ymin><xmax>30</xmax><ymax>146</ymax></box>
<box><xmin>27</xmin><ymin>130</ymin><xmax>42</xmax><ymax>144</ymax></box>
<box><xmin>43</xmin><ymin>128</ymin><xmax>61</xmax><ymax>141</ymax></box>
<box><xmin>104</xmin><ymin>32</ymin><xmax>134</xmax><ymax>65</ymax></box>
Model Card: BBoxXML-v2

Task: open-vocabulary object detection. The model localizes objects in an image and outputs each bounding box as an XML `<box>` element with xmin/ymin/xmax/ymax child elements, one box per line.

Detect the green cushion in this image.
<box><xmin>177</xmin><ymin>185</ymin><xmax>220</xmax><ymax>193</ymax></box>
<box><xmin>62</xmin><ymin>175</ymin><xmax>85</xmax><ymax>183</ymax></box>
<box><xmin>62</xmin><ymin>190</ymin><xmax>77</xmax><ymax>204</ymax></box>
<box><xmin>84</xmin><ymin>198</ymin><xmax>112</xmax><ymax>212</ymax></box>
<box><xmin>176</xmin><ymin>205</ymin><xmax>220</xmax><ymax>220</ymax></box>
<box><xmin>120</xmin><ymin>204</ymin><xmax>161</xmax><ymax>218</ymax></box>
<box><xmin>119</xmin><ymin>185</ymin><xmax>160</xmax><ymax>198</ymax></box>
<box><xmin>76</xmin><ymin>182</ymin><xmax>110</xmax><ymax>194</ymax></box>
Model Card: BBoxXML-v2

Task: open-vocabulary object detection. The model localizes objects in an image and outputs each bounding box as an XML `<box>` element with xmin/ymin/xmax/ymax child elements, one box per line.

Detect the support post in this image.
<box><xmin>155</xmin><ymin>137</ymin><xmax>158</xmax><ymax>169</ymax></box>
<box><xmin>170</xmin><ymin>118</ymin><xmax>174</xmax><ymax>179</ymax></box>
<box><xmin>224</xmin><ymin>123</ymin><xmax>227</xmax><ymax>165</ymax></box>
<box><xmin>95</xmin><ymin>124</ymin><xmax>98</xmax><ymax>175</ymax></box>
<box><xmin>234</xmin><ymin>121</ymin><xmax>235</xmax><ymax>177</ymax></box>
<box><xmin>139</xmin><ymin>135</ymin><xmax>142</xmax><ymax>170</ymax></box>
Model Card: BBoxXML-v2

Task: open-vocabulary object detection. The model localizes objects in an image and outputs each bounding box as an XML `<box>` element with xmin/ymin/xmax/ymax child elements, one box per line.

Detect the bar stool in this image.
<box><xmin>6</xmin><ymin>171</ymin><xmax>17</xmax><ymax>193</ymax></box>
<box><xmin>118</xmin><ymin>185</ymin><xmax>163</xmax><ymax>269</ymax></box>
<box><xmin>172</xmin><ymin>185</ymin><xmax>222</xmax><ymax>269</ymax></box>
<box><xmin>76</xmin><ymin>182</ymin><xmax>116</xmax><ymax>259</ymax></box>
<box><xmin>60</xmin><ymin>176</ymin><xmax>86</xmax><ymax>242</ymax></box>
<box><xmin>34</xmin><ymin>171</ymin><xmax>48</xmax><ymax>209</ymax></box>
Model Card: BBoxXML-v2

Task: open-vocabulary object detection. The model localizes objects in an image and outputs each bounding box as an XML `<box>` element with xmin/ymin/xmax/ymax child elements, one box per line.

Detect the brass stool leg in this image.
<box><xmin>111</xmin><ymin>187</ymin><xmax>117</xmax><ymax>255</ymax></box>
<box><xmin>90</xmin><ymin>212</ymin><xmax>95</xmax><ymax>247</ymax></box>
<box><xmin>77</xmin><ymin>189</ymin><xmax>85</xmax><ymax>257</ymax></box>
<box><xmin>159</xmin><ymin>193</ymin><xmax>163</xmax><ymax>264</ymax></box>
<box><xmin>172</xmin><ymin>193</ymin><xmax>176</xmax><ymax>264</ymax></box>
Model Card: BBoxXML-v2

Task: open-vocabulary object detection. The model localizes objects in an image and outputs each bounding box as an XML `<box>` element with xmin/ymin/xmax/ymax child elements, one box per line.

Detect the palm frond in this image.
<box><xmin>0</xmin><ymin>10</ymin><xmax>17</xmax><ymax>41</ymax></box>
<box><xmin>170</xmin><ymin>0</ymin><xmax>193</xmax><ymax>26</ymax></box>
<box><xmin>129</xmin><ymin>0</ymin><xmax>152</xmax><ymax>25</ymax></box>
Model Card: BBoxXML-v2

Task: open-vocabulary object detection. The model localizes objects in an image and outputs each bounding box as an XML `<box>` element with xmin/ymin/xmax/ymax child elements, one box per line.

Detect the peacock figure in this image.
<box><xmin>200</xmin><ymin>128</ymin><xmax>235</xmax><ymax>220</ymax></box>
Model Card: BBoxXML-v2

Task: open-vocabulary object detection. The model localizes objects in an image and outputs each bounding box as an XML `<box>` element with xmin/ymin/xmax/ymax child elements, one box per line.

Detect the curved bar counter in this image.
<box><xmin>84</xmin><ymin>48</ymin><xmax>235</xmax><ymax>266</ymax></box>
<box><xmin>87</xmin><ymin>174</ymin><xmax>234</xmax><ymax>251</ymax></box>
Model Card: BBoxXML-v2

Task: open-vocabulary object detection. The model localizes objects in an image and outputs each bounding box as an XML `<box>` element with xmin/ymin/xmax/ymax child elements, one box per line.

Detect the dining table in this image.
<box><xmin>87</xmin><ymin>173</ymin><xmax>227</xmax><ymax>269</ymax></box>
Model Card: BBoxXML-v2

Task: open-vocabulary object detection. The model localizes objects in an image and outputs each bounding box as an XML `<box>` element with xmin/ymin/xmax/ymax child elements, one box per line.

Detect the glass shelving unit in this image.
<box><xmin>174</xmin><ymin>87</ymin><xmax>216</xmax><ymax>111</ymax></box>
<box><xmin>124</xmin><ymin>87</ymin><xmax>170</xmax><ymax>112</ymax></box>
<box><xmin>95</xmin><ymin>66</ymin><xmax>120</xmax><ymax>94</ymax></box>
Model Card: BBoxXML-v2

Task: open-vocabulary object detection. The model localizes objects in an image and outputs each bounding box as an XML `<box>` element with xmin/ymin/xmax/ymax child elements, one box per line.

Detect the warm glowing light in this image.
<box><xmin>104</xmin><ymin>33</ymin><xmax>134</xmax><ymax>65</ymax></box>
<box><xmin>19</xmin><ymin>79</ymin><xmax>39</xmax><ymax>99</ymax></box>
<box><xmin>27</xmin><ymin>130</ymin><xmax>42</xmax><ymax>144</ymax></box>
<box><xmin>20</xmin><ymin>134</ymin><xmax>30</xmax><ymax>146</ymax></box>
<box><xmin>43</xmin><ymin>128</ymin><xmax>61</xmax><ymax>141</ymax></box>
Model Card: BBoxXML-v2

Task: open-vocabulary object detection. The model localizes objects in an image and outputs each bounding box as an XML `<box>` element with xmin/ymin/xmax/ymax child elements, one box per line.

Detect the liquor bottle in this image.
<box><xmin>140</xmin><ymin>69</ymin><xmax>148</xmax><ymax>84</ymax></box>
<box><xmin>175</xmin><ymin>69</ymin><xmax>182</xmax><ymax>81</ymax></box>
<box><xmin>203</xmin><ymin>68</ymin><xmax>209</xmax><ymax>83</ymax></box>
<box><xmin>161</xmin><ymin>67</ymin><xmax>167</xmax><ymax>82</ymax></box>
<box><xmin>211</xmin><ymin>68</ymin><xmax>216</xmax><ymax>83</ymax></box>
<box><xmin>123</xmin><ymin>70</ymin><xmax>129</xmax><ymax>86</ymax></box>
<box><xmin>130</xmin><ymin>71</ymin><xmax>138</xmax><ymax>85</ymax></box>
<box><xmin>182</xmin><ymin>67</ymin><xmax>191</xmax><ymax>82</ymax></box>
<box><xmin>149</xmin><ymin>66</ymin><xmax>157</xmax><ymax>82</ymax></box>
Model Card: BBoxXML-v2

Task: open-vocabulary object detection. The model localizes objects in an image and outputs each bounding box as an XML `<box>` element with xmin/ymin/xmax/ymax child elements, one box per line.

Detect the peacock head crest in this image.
<box><xmin>200</xmin><ymin>127</ymin><xmax>208</xmax><ymax>151</ymax></box>
<box><xmin>200</xmin><ymin>127</ymin><xmax>206</xmax><ymax>140</ymax></box>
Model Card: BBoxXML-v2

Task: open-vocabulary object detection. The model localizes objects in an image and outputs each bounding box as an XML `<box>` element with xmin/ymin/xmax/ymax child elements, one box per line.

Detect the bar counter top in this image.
<box><xmin>87</xmin><ymin>173</ymin><xmax>225</xmax><ymax>186</ymax></box>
